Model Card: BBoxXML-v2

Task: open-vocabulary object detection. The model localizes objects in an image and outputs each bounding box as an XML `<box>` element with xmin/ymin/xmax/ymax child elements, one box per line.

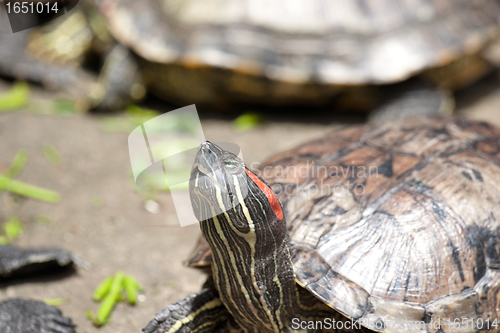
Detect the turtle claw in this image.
<box><xmin>0</xmin><ymin>298</ymin><xmax>76</xmax><ymax>333</ymax></box>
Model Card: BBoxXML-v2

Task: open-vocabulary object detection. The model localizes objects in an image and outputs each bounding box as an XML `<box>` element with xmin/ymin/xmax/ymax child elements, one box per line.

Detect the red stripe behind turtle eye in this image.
<box><xmin>245</xmin><ymin>169</ymin><xmax>283</xmax><ymax>220</ymax></box>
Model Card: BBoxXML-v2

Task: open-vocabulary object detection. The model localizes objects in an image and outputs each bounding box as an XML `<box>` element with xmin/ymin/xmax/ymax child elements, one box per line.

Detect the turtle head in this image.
<box><xmin>189</xmin><ymin>141</ymin><xmax>297</xmax><ymax>332</ymax></box>
<box><xmin>190</xmin><ymin>141</ymin><xmax>248</xmax><ymax>222</ymax></box>
<box><xmin>190</xmin><ymin>141</ymin><xmax>285</xmax><ymax>230</ymax></box>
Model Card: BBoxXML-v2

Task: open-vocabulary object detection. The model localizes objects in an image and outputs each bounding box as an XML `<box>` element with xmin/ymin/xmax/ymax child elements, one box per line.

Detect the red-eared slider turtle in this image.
<box><xmin>100</xmin><ymin>0</ymin><xmax>500</xmax><ymax>113</ymax></box>
<box><xmin>144</xmin><ymin>117</ymin><xmax>500</xmax><ymax>333</ymax></box>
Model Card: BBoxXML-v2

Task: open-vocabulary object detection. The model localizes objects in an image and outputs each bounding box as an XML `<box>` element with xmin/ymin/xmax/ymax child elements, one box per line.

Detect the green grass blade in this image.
<box><xmin>43</xmin><ymin>144</ymin><xmax>61</xmax><ymax>165</ymax></box>
<box><xmin>0</xmin><ymin>175</ymin><xmax>60</xmax><ymax>203</ymax></box>
<box><xmin>3</xmin><ymin>149</ymin><xmax>29</xmax><ymax>178</ymax></box>
<box><xmin>4</xmin><ymin>216</ymin><xmax>23</xmax><ymax>240</ymax></box>
<box><xmin>43</xmin><ymin>298</ymin><xmax>67</xmax><ymax>306</ymax></box>
<box><xmin>90</xmin><ymin>195</ymin><xmax>103</xmax><ymax>208</ymax></box>
<box><xmin>123</xmin><ymin>275</ymin><xmax>142</xmax><ymax>305</ymax></box>
<box><xmin>95</xmin><ymin>271</ymin><xmax>124</xmax><ymax>325</ymax></box>
<box><xmin>126</xmin><ymin>275</ymin><xmax>143</xmax><ymax>291</ymax></box>
<box><xmin>93</xmin><ymin>276</ymin><xmax>113</xmax><ymax>301</ymax></box>
<box><xmin>36</xmin><ymin>214</ymin><xmax>53</xmax><ymax>226</ymax></box>
<box><xmin>233</xmin><ymin>112</ymin><xmax>264</xmax><ymax>132</ymax></box>
<box><xmin>0</xmin><ymin>81</ymin><xmax>30</xmax><ymax>111</ymax></box>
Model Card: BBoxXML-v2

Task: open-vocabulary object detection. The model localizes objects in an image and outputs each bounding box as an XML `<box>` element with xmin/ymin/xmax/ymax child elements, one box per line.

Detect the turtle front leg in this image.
<box><xmin>142</xmin><ymin>287</ymin><xmax>241</xmax><ymax>333</ymax></box>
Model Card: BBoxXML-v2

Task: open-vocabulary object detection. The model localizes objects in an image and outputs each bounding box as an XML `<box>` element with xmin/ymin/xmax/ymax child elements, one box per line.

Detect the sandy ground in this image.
<box><xmin>0</xmin><ymin>74</ymin><xmax>499</xmax><ymax>333</ymax></box>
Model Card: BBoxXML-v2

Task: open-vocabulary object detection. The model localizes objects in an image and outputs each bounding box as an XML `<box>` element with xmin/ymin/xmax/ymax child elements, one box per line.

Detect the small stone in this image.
<box><xmin>144</xmin><ymin>200</ymin><xmax>161</xmax><ymax>214</ymax></box>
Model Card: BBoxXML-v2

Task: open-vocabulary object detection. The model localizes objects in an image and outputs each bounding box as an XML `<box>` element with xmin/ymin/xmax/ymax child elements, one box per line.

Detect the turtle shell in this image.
<box><xmin>101</xmin><ymin>0</ymin><xmax>500</xmax><ymax>104</ymax></box>
<box><xmin>188</xmin><ymin>117</ymin><xmax>500</xmax><ymax>332</ymax></box>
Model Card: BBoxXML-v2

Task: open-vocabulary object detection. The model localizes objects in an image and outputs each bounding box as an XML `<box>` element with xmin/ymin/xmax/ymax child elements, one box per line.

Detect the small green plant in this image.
<box><xmin>0</xmin><ymin>176</ymin><xmax>60</xmax><ymax>203</ymax></box>
<box><xmin>90</xmin><ymin>195</ymin><xmax>104</xmax><ymax>208</ymax></box>
<box><xmin>36</xmin><ymin>214</ymin><xmax>53</xmax><ymax>226</ymax></box>
<box><xmin>0</xmin><ymin>81</ymin><xmax>30</xmax><ymax>111</ymax></box>
<box><xmin>53</xmin><ymin>99</ymin><xmax>77</xmax><ymax>115</ymax></box>
<box><xmin>100</xmin><ymin>105</ymin><xmax>160</xmax><ymax>132</ymax></box>
<box><xmin>0</xmin><ymin>149</ymin><xmax>61</xmax><ymax>203</ymax></box>
<box><xmin>0</xmin><ymin>216</ymin><xmax>24</xmax><ymax>245</ymax></box>
<box><xmin>43</xmin><ymin>143</ymin><xmax>62</xmax><ymax>165</ymax></box>
<box><xmin>87</xmin><ymin>271</ymin><xmax>143</xmax><ymax>326</ymax></box>
<box><xmin>233</xmin><ymin>112</ymin><xmax>264</xmax><ymax>132</ymax></box>
<box><xmin>43</xmin><ymin>298</ymin><xmax>68</xmax><ymax>306</ymax></box>
<box><xmin>3</xmin><ymin>149</ymin><xmax>29</xmax><ymax>178</ymax></box>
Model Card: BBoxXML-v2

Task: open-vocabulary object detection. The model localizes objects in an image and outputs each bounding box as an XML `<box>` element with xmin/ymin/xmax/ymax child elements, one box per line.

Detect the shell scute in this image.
<box><xmin>292</xmin><ymin>245</ymin><xmax>370</xmax><ymax>321</ymax></box>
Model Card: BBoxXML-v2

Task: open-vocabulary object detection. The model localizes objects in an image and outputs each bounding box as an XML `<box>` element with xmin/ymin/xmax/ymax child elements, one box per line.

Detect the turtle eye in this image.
<box><xmin>223</xmin><ymin>158</ymin><xmax>238</xmax><ymax>170</ymax></box>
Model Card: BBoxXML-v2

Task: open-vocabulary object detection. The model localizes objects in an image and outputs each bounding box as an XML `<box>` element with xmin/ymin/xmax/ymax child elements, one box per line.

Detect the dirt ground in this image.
<box><xmin>0</xmin><ymin>74</ymin><xmax>500</xmax><ymax>333</ymax></box>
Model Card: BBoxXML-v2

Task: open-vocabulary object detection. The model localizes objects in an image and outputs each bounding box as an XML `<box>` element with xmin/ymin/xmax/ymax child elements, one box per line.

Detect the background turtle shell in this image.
<box><xmin>100</xmin><ymin>0</ymin><xmax>500</xmax><ymax>105</ymax></box>
<box><xmin>189</xmin><ymin>117</ymin><xmax>500</xmax><ymax>332</ymax></box>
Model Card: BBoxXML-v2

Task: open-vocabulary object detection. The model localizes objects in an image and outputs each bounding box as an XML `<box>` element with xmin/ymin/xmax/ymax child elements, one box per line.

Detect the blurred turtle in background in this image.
<box><xmin>2</xmin><ymin>0</ymin><xmax>500</xmax><ymax>116</ymax></box>
<box><xmin>102</xmin><ymin>0</ymin><xmax>500</xmax><ymax>117</ymax></box>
